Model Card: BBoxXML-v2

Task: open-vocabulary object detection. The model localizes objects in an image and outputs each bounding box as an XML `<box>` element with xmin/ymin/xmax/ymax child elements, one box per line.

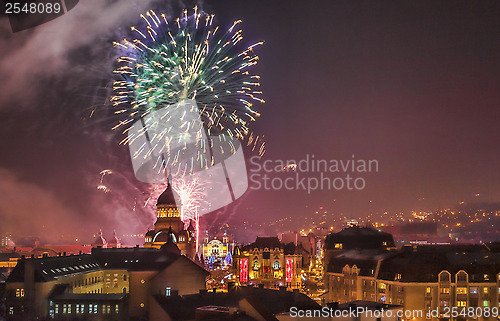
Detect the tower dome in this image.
<box><xmin>92</xmin><ymin>230</ymin><xmax>107</xmax><ymax>248</ymax></box>
<box><xmin>157</xmin><ymin>174</ymin><xmax>180</xmax><ymax>206</ymax></box>
<box><xmin>108</xmin><ymin>231</ymin><xmax>121</xmax><ymax>248</ymax></box>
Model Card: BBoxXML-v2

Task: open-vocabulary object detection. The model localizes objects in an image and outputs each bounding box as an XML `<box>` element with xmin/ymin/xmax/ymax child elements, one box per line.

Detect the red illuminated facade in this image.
<box><xmin>286</xmin><ymin>258</ymin><xmax>293</xmax><ymax>283</ymax></box>
<box><xmin>239</xmin><ymin>258</ymin><xmax>248</xmax><ymax>283</ymax></box>
<box><xmin>232</xmin><ymin>237</ymin><xmax>305</xmax><ymax>289</ymax></box>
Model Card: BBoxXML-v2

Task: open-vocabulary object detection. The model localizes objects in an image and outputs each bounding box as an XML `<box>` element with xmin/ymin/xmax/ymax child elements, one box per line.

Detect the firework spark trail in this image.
<box><xmin>173</xmin><ymin>176</ymin><xmax>206</xmax><ymax>248</ymax></box>
<box><xmin>112</xmin><ymin>6</ymin><xmax>266</xmax><ymax>175</ymax></box>
<box><xmin>97</xmin><ymin>169</ymin><xmax>113</xmax><ymax>193</ymax></box>
<box><xmin>145</xmin><ymin>174</ymin><xmax>206</xmax><ymax>250</ymax></box>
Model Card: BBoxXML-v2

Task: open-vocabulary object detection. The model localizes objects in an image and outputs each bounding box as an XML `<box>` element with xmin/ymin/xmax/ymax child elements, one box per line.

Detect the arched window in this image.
<box><xmin>439</xmin><ymin>271</ymin><xmax>451</xmax><ymax>283</ymax></box>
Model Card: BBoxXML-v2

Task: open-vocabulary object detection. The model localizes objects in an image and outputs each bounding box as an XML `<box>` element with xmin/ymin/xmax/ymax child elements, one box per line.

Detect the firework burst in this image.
<box><xmin>112</xmin><ymin>7</ymin><xmax>265</xmax><ymax>174</ymax></box>
<box><xmin>145</xmin><ymin>175</ymin><xmax>206</xmax><ymax>246</ymax></box>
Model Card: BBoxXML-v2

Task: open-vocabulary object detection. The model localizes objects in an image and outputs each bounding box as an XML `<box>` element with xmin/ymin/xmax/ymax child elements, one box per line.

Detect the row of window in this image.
<box><xmin>429</xmin><ymin>286</ymin><xmax>496</xmax><ymax>295</ymax></box>
<box><xmin>53</xmin><ymin>303</ymin><xmax>119</xmax><ymax>315</ymax></box>
<box><xmin>42</xmin><ymin>263</ymin><xmax>99</xmax><ymax>275</ymax></box>
<box><xmin>71</xmin><ymin>275</ymin><xmax>102</xmax><ymax>288</ymax></box>
<box><xmin>439</xmin><ymin>271</ymin><xmax>498</xmax><ymax>282</ymax></box>
<box><xmin>439</xmin><ymin>300</ymin><xmax>490</xmax><ymax>307</ymax></box>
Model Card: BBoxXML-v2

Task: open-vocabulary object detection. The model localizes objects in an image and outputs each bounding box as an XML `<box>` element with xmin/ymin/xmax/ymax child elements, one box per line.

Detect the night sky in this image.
<box><xmin>1</xmin><ymin>0</ymin><xmax>499</xmax><ymax>244</ymax></box>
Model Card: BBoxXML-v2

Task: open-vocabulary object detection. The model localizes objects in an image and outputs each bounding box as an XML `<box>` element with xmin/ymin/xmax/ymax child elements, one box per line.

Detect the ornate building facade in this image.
<box><xmin>232</xmin><ymin>237</ymin><xmax>307</xmax><ymax>290</ymax></box>
<box><xmin>143</xmin><ymin>179</ymin><xmax>196</xmax><ymax>259</ymax></box>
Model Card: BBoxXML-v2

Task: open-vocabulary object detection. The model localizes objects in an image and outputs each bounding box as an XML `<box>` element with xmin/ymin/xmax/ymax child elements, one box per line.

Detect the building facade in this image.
<box><xmin>325</xmin><ymin>244</ymin><xmax>500</xmax><ymax>321</ymax></box>
<box><xmin>5</xmin><ymin>244</ymin><xmax>208</xmax><ymax>320</ymax></box>
<box><xmin>232</xmin><ymin>237</ymin><xmax>307</xmax><ymax>290</ymax></box>
<box><xmin>201</xmin><ymin>232</ymin><xmax>236</xmax><ymax>269</ymax></box>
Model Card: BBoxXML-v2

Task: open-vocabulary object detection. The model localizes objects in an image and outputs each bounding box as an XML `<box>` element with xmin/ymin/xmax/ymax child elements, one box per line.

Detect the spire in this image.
<box><xmin>108</xmin><ymin>230</ymin><xmax>121</xmax><ymax>248</ymax></box>
<box><xmin>92</xmin><ymin>229</ymin><xmax>107</xmax><ymax>248</ymax></box>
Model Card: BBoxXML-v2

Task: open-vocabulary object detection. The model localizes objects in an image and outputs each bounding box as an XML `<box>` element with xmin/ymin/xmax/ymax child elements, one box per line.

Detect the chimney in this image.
<box><xmin>24</xmin><ymin>256</ymin><xmax>35</xmax><ymax>318</ymax></box>
<box><xmin>212</xmin><ymin>288</ymin><xmax>217</xmax><ymax>293</ymax></box>
<box><xmin>42</xmin><ymin>253</ymin><xmax>48</xmax><ymax>258</ymax></box>
<box><xmin>79</xmin><ymin>251</ymin><xmax>82</xmax><ymax>255</ymax></box>
<box><xmin>63</xmin><ymin>252</ymin><xmax>67</xmax><ymax>256</ymax></box>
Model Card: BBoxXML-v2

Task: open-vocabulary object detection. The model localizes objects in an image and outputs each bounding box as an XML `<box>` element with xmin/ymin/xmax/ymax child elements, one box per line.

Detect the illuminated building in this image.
<box><xmin>143</xmin><ymin>178</ymin><xmax>196</xmax><ymax>259</ymax></box>
<box><xmin>324</xmin><ymin>243</ymin><xmax>500</xmax><ymax>321</ymax></box>
<box><xmin>5</xmin><ymin>242</ymin><xmax>208</xmax><ymax>320</ymax></box>
<box><xmin>232</xmin><ymin>237</ymin><xmax>307</xmax><ymax>290</ymax></box>
<box><xmin>202</xmin><ymin>232</ymin><xmax>235</xmax><ymax>269</ymax></box>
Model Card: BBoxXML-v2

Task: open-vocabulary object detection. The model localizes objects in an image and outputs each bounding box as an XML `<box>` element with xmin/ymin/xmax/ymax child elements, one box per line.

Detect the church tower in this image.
<box><xmin>143</xmin><ymin>175</ymin><xmax>196</xmax><ymax>259</ymax></box>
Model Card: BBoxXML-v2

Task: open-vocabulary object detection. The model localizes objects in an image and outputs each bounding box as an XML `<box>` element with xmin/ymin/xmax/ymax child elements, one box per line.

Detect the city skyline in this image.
<box><xmin>1</xmin><ymin>0</ymin><xmax>500</xmax><ymax>242</ymax></box>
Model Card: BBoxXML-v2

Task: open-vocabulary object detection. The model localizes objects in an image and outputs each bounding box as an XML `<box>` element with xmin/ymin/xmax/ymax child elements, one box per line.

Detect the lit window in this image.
<box><xmin>484</xmin><ymin>274</ymin><xmax>490</xmax><ymax>281</ymax></box>
<box><xmin>335</xmin><ymin>243</ymin><xmax>343</xmax><ymax>249</ymax></box>
<box><xmin>426</xmin><ymin>287</ymin><xmax>431</xmax><ymax>294</ymax></box>
<box><xmin>55</xmin><ymin>304</ymin><xmax>59</xmax><ymax>314</ymax></box>
<box><xmin>68</xmin><ymin>304</ymin><xmax>71</xmax><ymax>314</ymax></box>
<box><xmin>440</xmin><ymin>301</ymin><xmax>448</xmax><ymax>307</ymax></box>
<box><xmin>470</xmin><ymin>287</ymin><xmax>478</xmax><ymax>294</ymax></box>
<box><xmin>115</xmin><ymin>304</ymin><xmax>119</xmax><ymax>314</ymax></box>
<box><xmin>93</xmin><ymin>305</ymin><xmax>98</xmax><ymax>314</ymax></box>
<box><xmin>166</xmin><ymin>287</ymin><xmax>171</xmax><ymax>296</ymax></box>
<box><xmin>456</xmin><ymin>287</ymin><xmax>467</xmax><ymax>294</ymax></box>
<box><xmin>484</xmin><ymin>300</ymin><xmax>489</xmax><ymax>307</ymax></box>
<box><xmin>440</xmin><ymin>287</ymin><xmax>450</xmax><ymax>294</ymax></box>
<box><xmin>457</xmin><ymin>301</ymin><xmax>466</xmax><ymax>307</ymax></box>
<box><xmin>483</xmin><ymin>287</ymin><xmax>489</xmax><ymax>294</ymax></box>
